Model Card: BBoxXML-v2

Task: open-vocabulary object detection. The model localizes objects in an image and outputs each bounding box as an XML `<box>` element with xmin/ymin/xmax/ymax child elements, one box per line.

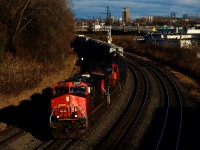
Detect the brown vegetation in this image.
<box><xmin>0</xmin><ymin>0</ymin><xmax>75</xmax><ymax>58</ymax></box>
<box><xmin>0</xmin><ymin>53</ymin><xmax>79</xmax><ymax>106</ymax></box>
<box><xmin>111</xmin><ymin>35</ymin><xmax>200</xmax><ymax>77</ymax></box>
<box><xmin>0</xmin><ymin>0</ymin><xmax>76</xmax><ymax>106</ymax></box>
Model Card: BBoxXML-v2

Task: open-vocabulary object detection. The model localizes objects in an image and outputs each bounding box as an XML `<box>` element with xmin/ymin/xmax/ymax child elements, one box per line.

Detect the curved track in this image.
<box><xmin>129</xmin><ymin>55</ymin><xmax>183</xmax><ymax>150</ymax></box>
<box><xmin>96</xmin><ymin>60</ymin><xmax>148</xmax><ymax>149</ymax></box>
<box><xmin>95</xmin><ymin>53</ymin><xmax>183</xmax><ymax>150</ymax></box>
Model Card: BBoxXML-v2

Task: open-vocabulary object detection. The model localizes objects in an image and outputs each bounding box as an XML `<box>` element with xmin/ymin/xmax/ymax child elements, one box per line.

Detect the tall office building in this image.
<box><xmin>122</xmin><ymin>7</ymin><xmax>130</xmax><ymax>24</ymax></box>
<box><xmin>183</xmin><ymin>14</ymin><xmax>188</xmax><ymax>19</ymax></box>
<box><xmin>171</xmin><ymin>12</ymin><xmax>176</xmax><ymax>18</ymax></box>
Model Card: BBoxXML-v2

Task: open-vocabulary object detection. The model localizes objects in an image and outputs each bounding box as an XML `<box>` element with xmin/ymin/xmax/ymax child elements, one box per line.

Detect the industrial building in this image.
<box><xmin>122</xmin><ymin>7</ymin><xmax>130</xmax><ymax>24</ymax></box>
<box><xmin>144</xmin><ymin>28</ymin><xmax>200</xmax><ymax>49</ymax></box>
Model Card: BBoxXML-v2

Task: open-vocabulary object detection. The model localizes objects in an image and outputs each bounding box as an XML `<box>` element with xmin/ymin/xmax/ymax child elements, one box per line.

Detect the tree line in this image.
<box><xmin>0</xmin><ymin>0</ymin><xmax>76</xmax><ymax>95</ymax></box>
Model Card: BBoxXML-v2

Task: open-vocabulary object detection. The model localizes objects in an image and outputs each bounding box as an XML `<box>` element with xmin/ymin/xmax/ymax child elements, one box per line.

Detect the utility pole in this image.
<box><xmin>107</xmin><ymin>25</ymin><xmax>112</xmax><ymax>43</ymax></box>
<box><xmin>100</xmin><ymin>6</ymin><xmax>112</xmax><ymax>43</ymax></box>
<box><xmin>100</xmin><ymin>6</ymin><xmax>111</xmax><ymax>25</ymax></box>
<box><xmin>106</xmin><ymin>6</ymin><xmax>112</xmax><ymax>43</ymax></box>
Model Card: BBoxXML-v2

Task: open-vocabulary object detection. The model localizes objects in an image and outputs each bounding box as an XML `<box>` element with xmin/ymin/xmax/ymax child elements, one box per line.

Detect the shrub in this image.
<box><xmin>0</xmin><ymin>53</ymin><xmax>42</xmax><ymax>95</ymax></box>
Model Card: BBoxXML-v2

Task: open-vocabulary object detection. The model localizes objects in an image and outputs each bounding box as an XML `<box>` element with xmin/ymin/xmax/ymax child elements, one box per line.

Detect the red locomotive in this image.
<box><xmin>50</xmin><ymin>64</ymin><xmax>120</xmax><ymax>138</ymax></box>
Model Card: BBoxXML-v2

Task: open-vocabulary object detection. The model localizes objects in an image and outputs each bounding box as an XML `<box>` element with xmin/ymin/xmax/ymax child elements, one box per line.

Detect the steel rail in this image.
<box><xmin>42</xmin><ymin>139</ymin><xmax>74</xmax><ymax>150</ymax></box>
<box><xmin>139</xmin><ymin>58</ymin><xmax>183</xmax><ymax>150</ymax></box>
<box><xmin>0</xmin><ymin>128</ymin><xmax>26</xmax><ymax>146</ymax></box>
<box><xmin>115</xmin><ymin>60</ymin><xmax>149</xmax><ymax>149</ymax></box>
<box><xmin>96</xmin><ymin>61</ymin><xmax>147</xmax><ymax>149</ymax></box>
<box><xmin>128</xmin><ymin>54</ymin><xmax>182</xmax><ymax>150</ymax></box>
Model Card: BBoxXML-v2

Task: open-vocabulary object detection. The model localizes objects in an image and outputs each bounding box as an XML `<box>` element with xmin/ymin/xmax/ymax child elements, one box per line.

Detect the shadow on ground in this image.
<box><xmin>0</xmin><ymin>48</ymin><xmax>95</xmax><ymax>141</ymax></box>
<box><xmin>139</xmin><ymin>107</ymin><xmax>200</xmax><ymax>150</ymax></box>
<box><xmin>0</xmin><ymin>88</ymin><xmax>53</xmax><ymax>141</ymax></box>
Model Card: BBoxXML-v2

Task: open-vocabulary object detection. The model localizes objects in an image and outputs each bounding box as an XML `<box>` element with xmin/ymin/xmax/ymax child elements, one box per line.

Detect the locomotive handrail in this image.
<box><xmin>103</xmin><ymin>86</ymin><xmax>110</xmax><ymax>104</ymax></box>
<box><xmin>77</xmin><ymin>105</ymin><xmax>87</xmax><ymax>117</ymax></box>
<box><xmin>50</xmin><ymin>107</ymin><xmax>57</xmax><ymax>126</ymax></box>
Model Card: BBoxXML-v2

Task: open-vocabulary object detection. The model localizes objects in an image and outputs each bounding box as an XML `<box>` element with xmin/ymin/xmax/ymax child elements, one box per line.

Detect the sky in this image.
<box><xmin>71</xmin><ymin>0</ymin><xmax>200</xmax><ymax>19</ymax></box>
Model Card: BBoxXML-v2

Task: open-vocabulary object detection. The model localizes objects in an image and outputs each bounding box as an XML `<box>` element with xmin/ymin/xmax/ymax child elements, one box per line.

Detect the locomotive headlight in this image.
<box><xmin>57</xmin><ymin>116</ymin><xmax>59</xmax><ymax>118</ymax></box>
<box><xmin>66</xmin><ymin>96</ymin><xmax>70</xmax><ymax>102</ymax></box>
<box><xmin>75</xmin><ymin>114</ymin><xmax>78</xmax><ymax>118</ymax></box>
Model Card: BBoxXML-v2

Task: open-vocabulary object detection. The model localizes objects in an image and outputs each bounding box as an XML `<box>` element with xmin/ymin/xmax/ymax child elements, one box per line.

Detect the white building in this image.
<box><xmin>145</xmin><ymin>28</ymin><xmax>200</xmax><ymax>49</ymax></box>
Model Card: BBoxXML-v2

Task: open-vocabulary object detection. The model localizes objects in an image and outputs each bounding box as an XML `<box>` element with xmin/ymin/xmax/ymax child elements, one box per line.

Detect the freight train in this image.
<box><xmin>50</xmin><ymin>35</ymin><xmax>127</xmax><ymax>138</ymax></box>
<box><xmin>72</xmin><ymin>35</ymin><xmax>124</xmax><ymax>64</ymax></box>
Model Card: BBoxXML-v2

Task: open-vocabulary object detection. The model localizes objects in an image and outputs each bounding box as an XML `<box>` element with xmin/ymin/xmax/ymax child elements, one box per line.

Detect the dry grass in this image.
<box><xmin>0</xmin><ymin>53</ymin><xmax>43</xmax><ymax>96</ymax></box>
<box><xmin>112</xmin><ymin>35</ymin><xmax>200</xmax><ymax>76</ymax></box>
<box><xmin>0</xmin><ymin>122</ymin><xmax>7</xmax><ymax>131</ymax></box>
<box><xmin>0</xmin><ymin>53</ymin><xmax>80</xmax><ymax>109</ymax></box>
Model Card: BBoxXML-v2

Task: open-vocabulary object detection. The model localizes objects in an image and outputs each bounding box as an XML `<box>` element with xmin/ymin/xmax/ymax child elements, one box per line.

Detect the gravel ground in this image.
<box><xmin>124</xmin><ymin>66</ymin><xmax>163</xmax><ymax>150</ymax></box>
<box><xmin>0</xmin><ymin>132</ymin><xmax>41</xmax><ymax>150</ymax></box>
<box><xmin>68</xmin><ymin>69</ymin><xmax>134</xmax><ymax>150</ymax></box>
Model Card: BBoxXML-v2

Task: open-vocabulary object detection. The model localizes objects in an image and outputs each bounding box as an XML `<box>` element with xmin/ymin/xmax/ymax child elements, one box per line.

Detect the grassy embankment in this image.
<box><xmin>0</xmin><ymin>52</ymin><xmax>79</xmax><ymax>108</ymax></box>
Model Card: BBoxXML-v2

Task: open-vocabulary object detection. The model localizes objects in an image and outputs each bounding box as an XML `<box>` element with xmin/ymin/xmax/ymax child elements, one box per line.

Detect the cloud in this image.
<box><xmin>71</xmin><ymin>0</ymin><xmax>200</xmax><ymax>19</ymax></box>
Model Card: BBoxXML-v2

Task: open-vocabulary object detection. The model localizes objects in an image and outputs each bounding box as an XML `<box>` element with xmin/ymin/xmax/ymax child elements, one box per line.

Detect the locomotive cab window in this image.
<box><xmin>70</xmin><ymin>86</ymin><xmax>86</xmax><ymax>94</ymax></box>
<box><xmin>54</xmin><ymin>87</ymin><xmax>69</xmax><ymax>96</ymax></box>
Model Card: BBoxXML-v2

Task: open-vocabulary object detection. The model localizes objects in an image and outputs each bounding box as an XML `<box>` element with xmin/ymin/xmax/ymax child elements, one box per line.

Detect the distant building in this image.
<box><xmin>183</xmin><ymin>14</ymin><xmax>188</xmax><ymax>19</ymax></box>
<box><xmin>171</xmin><ymin>12</ymin><xmax>176</xmax><ymax>18</ymax></box>
<box><xmin>122</xmin><ymin>7</ymin><xmax>130</xmax><ymax>24</ymax></box>
<box><xmin>145</xmin><ymin>28</ymin><xmax>200</xmax><ymax>49</ymax></box>
<box><xmin>143</xmin><ymin>16</ymin><xmax>154</xmax><ymax>22</ymax></box>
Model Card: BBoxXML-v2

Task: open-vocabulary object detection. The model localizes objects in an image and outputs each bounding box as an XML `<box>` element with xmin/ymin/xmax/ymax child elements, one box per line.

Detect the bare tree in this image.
<box><xmin>0</xmin><ymin>0</ymin><xmax>75</xmax><ymax>62</ymax></box>
<box><xmin>0</xmin><ymin>0</ymin><xmax>30</xmax><ymax>56</ymax></box>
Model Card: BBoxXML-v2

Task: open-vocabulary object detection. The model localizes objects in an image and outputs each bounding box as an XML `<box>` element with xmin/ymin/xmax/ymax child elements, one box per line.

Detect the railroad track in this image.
<box><xmin>95</xmin><ymin>60</ymin><xmax>148</xmax><ymax>149</ymax></box>
<box><xmin>94</xmin><ymin>53</ymin><xmax>183</xmax><ymax>150</ymax></box>
<box><xmin>0</xmin><ymin>127</ymin><xmax>25</xmax><ymax>146</ymax></box>
<box><xmin>34</xmin><ymin>139</ymin><xmax>74</xmax><ymax>150</ymax></box>
<box><xmin>0</xmin><ymin>126</ymin><xmax>76</xmax><ymax>150</ymax></box>
<box><xmin>130</xmin><ymin>55</ymin><xmax>183</xmax><ymax>150</ymax></box>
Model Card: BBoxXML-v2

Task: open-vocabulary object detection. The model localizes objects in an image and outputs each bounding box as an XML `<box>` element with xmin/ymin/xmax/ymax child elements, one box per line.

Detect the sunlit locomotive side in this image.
<box><xmin>50</xmin><ymin>73</ymin><xmax>109</xmax><ymax>138</ymax></box>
